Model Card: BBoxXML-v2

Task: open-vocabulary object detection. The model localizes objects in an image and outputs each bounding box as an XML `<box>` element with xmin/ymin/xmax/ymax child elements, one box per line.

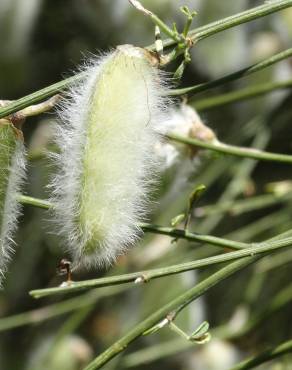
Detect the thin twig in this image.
<box><xmin>82</xmin><ymin>257</ymin><xmax>257</xmax><ymax>370</ymax></box>
<box><xmin>169</xmin><ymin>49</ymin><xmax>292</xmax><ymax>96</ymax></box>
<box><xmin>167</xmin><ymin>133</ymin><xmax>292</xmax><ymax>164</ymax></box>
<box><xmin>121</xmin><ymin>284</ymin><xmax>292</xmax><ymax>367</ymax></box>
<box><xmin>72</xmin><ymin>229</ymin><xmax>292</xmax><ymax>369</ymax></box>
<box><xmin>29</xmin><ymin>236</ymin><xmax>292</xmax><ymax>299</ymax></box>
<box><xmin>128</xmin><ymin>0</ymin><xmax>181</xmax><ymax>42</ymax></box>
<box><xmin>17</xmin><ymin>194</ymin><xmax>248</xmax><ymax>250</ymax></box>
<box><xmin>194</xmin><ymin>79</ymin><xmax>292</xmax><ymax>112</ymax></box>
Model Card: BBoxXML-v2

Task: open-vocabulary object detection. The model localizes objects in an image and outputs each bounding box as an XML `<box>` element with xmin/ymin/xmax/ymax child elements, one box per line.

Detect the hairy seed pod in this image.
<box><xmin>0</xmin><ymin>120</ymin><xmax>26</xmax><ymax>285</ymax></box>
<box><xmin>52</xmin><ymin>45</ymin><xmax>169</xmax><ymax>269</ymax></box>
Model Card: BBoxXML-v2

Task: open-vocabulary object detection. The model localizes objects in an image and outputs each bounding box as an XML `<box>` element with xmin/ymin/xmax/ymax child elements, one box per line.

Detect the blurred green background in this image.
<box><xmin>0</xmin><ymin>1</ymin><xmax>292</xmax><ymax>369</ymax></box>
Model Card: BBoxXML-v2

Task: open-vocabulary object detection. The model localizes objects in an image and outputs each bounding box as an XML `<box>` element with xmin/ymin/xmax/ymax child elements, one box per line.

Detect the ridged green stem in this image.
<box><xmin>17</xmin><ymin>195</ymin><xmax>248</xmax><ymax>250</ymax></box>
<box><xmin>29</xmin><ymin>236</ymin><xmax>292</xmax><ymax>299</ymax></box>
<box><xmin>194</xmin><ymin>79</ymin><xmax>292</xmax><ymax>111</ymax></box>
<box><xmin>167</xmin><ymin>133</ymin><xmax>292</xmax><ymax>164</ymax></box>
<box><xmin>170</xmin><ymin>49</ymin><xmax>292</xmax><ymax>96</ymax></box>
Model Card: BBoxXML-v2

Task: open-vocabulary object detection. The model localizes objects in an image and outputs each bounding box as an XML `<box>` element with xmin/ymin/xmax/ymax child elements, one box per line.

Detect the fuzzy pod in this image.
<box><xmin>52</xmin><ymin>45</ymin><xmax>170</xmax><ymax>269</ymax></box>
<box><xmin>0</xmin><ymin>120</ymin><xmax>26</xmax><ymax>285</ymax></box>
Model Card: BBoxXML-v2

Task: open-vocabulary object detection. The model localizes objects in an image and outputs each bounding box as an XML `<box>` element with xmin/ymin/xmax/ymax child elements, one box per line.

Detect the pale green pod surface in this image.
<box><xmin>0</xmin><ymin>120</ymin><xmax>26</xmax><ymax>284</ymax></box>
<box><xmin>0</xmin><ymin>122</ymin><xmax>17</xmax><ymax>225</ymax></box>
<box><xmin>54</xmin><ymin>45</ymin><xmax>169</xmax><ymax>268</ymax></box>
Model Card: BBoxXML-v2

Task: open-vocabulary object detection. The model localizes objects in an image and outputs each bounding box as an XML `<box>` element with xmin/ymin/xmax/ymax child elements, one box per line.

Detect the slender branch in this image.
<box><xmin>169</xmin><ymin>49</ymin><xmax>292</xmax><ymax>96</ymax></box>
<box><xmin>229</xmin><ymin>339</ymin><xmax>292</xmax><ymax>370</ymax></box>
<box><xmin>121</xmin><ymin>284</ymin><xmax>292</xmax><ymax>367</ymax></box>
<box><xmin>25</xmin><ymin>233</ymin><xmax>292</xmax><ymax>370</ymax></box>
<box><xmin>167</xmin><ymin>133</ymin><xmax>292</xmax><ymax>164</ymax></box>
<box><xmin>128</xmin><ymin>0</ymin><xmax>181</xmax><ymax>42</ymax></box>
<box><xmin>81</xmin><ymin>226</ymin><xmax>292</xmax><ymax>370</ymax></box>
<box><xmin>140</xmin><ymin>223</ymin><xmax>247</xmax><ymax>250</ymax></box>
<box><xmin>0</xmin><ymin>1</ymin><xmax>291</xmax><ymax>119</ymax></box>
<box><xmin>17</xmin><ymin>194</ymin><xmax>248</xmax><ymax>250</ymax></box>
<box><xmin>29</xmin><ymin>237</ymin><xmax>292</xmax><ymax>298</ymax></box>
<box><xmin>187</xmin><ymin>0</ymin><xmax>292</xmax><ymax>43</ymax></box>
<box><xmin>0</xmin><ymin>74</ymin><xmax>85</xmax><ymax>119</ymax></box>
<box><xmin>194</xmin><ymin>79</ymin><xmax>292</xmax><ymax>112</ymax></box>
<box><xmin>148</xmin><ymin>0</ymin><xmax>292</xmax><ymax>49</ymax></box>
<box><xmin>82</xmin><ymin>257</ymin><xmax>257</xmax><ymax>370</ymax></box>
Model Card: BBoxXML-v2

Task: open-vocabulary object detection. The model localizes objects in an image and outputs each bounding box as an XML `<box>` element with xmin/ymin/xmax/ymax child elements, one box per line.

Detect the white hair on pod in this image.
<box><xmin>51</xmin><ymin>45</ymin><xmax>171</xmax><ymax>269</ymax></box>
<box><xmin>0</xmin><ymin>125</ymin><xmax>26</xmax><ymax>286</ymax></box>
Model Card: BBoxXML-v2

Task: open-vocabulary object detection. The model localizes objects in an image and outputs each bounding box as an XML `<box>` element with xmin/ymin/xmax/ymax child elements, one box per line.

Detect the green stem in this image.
<box><xmin>122</xmin><ymin>283</ymin><xmax>292</xmax><ymax>368</ymax></box>
<box><xmin>0</xmin><ymin>1</ymin><xmax>291</xmax><ymax>119</ymax></box>
<box><xmin>17</xmin><ymin>194</ymin><xmax>248</xmax><ymax>250</ymax></box>
<box><xmin>84</xmin><ymin>225</ymin><xmax>291</xmax><ymax>370</ymax></box>
<box><xmin>0</xmin><ymin>73</ymin><xmax>85</xmax><ymax>119</ymax></box>
<box><xmin>194</xmin><ymin>79</ymin><xmax>292</xmax><ymax>112</ymax></box>
<box><xmin>168</xmin><ymin>322</ymin><xmax>189</xmax><ymax>340</ymax></box>
<box><xmin>167</xmin><ymin>133</ymin><xmax>292</xmax><ymax>164</ymax></box>
<box><xmin>82</xmin><ymin>226</ymin><xmax>292</xmax><ymax>370</ymax></box>
<box><xmin>83</xmin><ymin>257</ymin><xmax>257</xmax><ymax>370</ymax></box>
<box><xmin>161</xmin><ymin>0</ymin><xmax>292</xmax><ymax>48</ymax></box>
<box><xmin>229</xmin><ymin>339</ymin><xmax>292</xmax><ymax>370</ymax></box>
<box><xmin>140</xmin><ymin>223</ymin><xmax>247</xmax><ymax>250</ymax></box>
<box><xmin>29</xmin><ymin>237</ymin><xmax>292</xmax><ymax>298</ymax></box>
<box><xmin>16</xmin><ymin>191</ymin><xmax>291</xmax><ymax>224</ymax></box>
<box><xmin>148</xmin><ymin>11</ymin><xmax>181</xmax><ymax>42</ymax></box>
<box><xmin>18</xmin><ymin>195</ymin><xmax>52</xmax><ymax>210</ymax></box>
<box><xmin>128</xmin><ymin>0</ymin><xmax>181</xmax><ymax>42</ymax></box>
<box><xmin>169</xmin><ymin>49</ymin><xmax>292</xmax><ymax>96</ymax></box>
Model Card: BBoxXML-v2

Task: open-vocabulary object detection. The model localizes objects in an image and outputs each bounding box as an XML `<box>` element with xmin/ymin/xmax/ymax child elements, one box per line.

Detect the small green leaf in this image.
<box><xmin>190</xmin><ymin>321</ymin><xmax>210</xmax><ymax>340</ymax></box>
<box><xmin>180</xmin><ymin>6</ymin><xmax>197</xmax><ymax>19</ymax></box>
<box><xmin>189</xmin><ymin>184</ymin><xmax>206</xmax><ymax>210</ymax></box>
<box><xmin>171</xmin><ymin>213</ymin><xmax>186</xmax><ymax>227</ymax></box>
